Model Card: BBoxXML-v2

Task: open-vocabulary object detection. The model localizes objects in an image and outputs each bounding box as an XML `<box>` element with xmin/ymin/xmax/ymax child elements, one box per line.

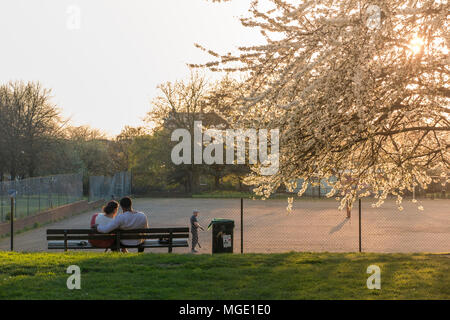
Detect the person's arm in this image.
<box><xmin>194</xmin><ymin>221</ymin><xmax>204</xmax><ymax>231</ymax></box>
<box><xmin>143</xmin><ymin>215</ymin><xmax>149</xmax><ymax>228</ymax></box>
<box><xmin>97</xmin><ymin>215</ymin><xmax>122</xmax><ymax>233</ymax></box>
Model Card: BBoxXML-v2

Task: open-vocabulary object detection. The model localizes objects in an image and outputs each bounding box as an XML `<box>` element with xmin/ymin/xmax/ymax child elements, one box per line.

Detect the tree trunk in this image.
<box><xmin>10</xmin><ymin>165</ymin><xmax>16</xmax><ymax>181</ymax></box>
<box><xmin>238</xmin><ymin>177</ymin><xmax>243</xmax><ymax>191</ymax></box>
<box><xmin>214</xmin><ymin>175</ymin><xmax>220</xmax><ymax>190</ymax></box>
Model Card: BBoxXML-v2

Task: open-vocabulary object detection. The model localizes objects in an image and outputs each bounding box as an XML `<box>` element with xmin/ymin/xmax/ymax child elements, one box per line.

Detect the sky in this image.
<box><xmin>0</xmin><ymin>0</ymin><xmax>264</xmax><ymax>136</ymax></box>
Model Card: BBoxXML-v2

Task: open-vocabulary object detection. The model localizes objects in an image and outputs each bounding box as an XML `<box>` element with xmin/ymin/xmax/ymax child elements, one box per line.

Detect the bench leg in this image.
<box><xmin>168</xmin><ymin>231</ymin><xmax>173</xmax><ymax>253</ymax></box>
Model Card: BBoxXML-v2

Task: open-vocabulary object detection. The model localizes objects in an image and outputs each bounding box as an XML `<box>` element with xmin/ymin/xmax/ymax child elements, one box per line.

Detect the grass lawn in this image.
<box><xmin>0</xmin><ymin>252</ymin><xmax>448</xmax><ymax>300</ymax></box>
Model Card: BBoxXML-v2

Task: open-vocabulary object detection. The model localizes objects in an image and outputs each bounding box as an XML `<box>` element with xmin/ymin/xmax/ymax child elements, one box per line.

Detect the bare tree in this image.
<box><xmin>146</xmin><ymin>72</ymin><xmax>214</xmax><ymax>192</ymax></box>
<box><xmin>0</xmin><ymin>81</ymin><xmax>62</xmax><ymax>178</ymax></box>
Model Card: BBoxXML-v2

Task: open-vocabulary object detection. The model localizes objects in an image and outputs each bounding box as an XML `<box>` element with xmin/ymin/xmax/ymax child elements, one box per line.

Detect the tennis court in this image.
<box><xmin>1</xmin><ymin>197</ymin><xmax>448</xmax><ymax>253</ymax></box>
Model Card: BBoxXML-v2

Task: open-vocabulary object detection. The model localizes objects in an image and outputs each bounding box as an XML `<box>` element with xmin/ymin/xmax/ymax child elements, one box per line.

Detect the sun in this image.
<box><xmin>409</xmin><ymin>36</ymin><xmax>424</xmax><ymax>54</ymax></box>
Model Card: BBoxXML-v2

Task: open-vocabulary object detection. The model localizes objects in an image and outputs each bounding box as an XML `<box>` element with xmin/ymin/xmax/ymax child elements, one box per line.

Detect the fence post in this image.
<box><xmin>27</xmin><ymin>180</ymin><xmax>30</xmax><ymax>217</ymax></box>
<box><xmin>240</xmin><ymin>197</ymin><xmax>243</xmax><ymax>254</ymax></box>
<box><xmin>10</xmin><ymin>197</ymin><xmax>14</xmax><ymax>251</ymax></box>
<box><xmin>14</xmin><ymin>181</ymin><xmax>17</xmax><ymax>220</ymax></box>
<box><xmin>130</xmin><ymin>169</ymin><xmax>133</xmax><ymax>196</ymax></box>
<box><xmin>1</xmin><ymin>189</ymin><xmax>3</xmax><ymax>222</ymax></box>
<box><xmin>49</xmin><ymin>178</ymin><xmax>53</xmax><ymax>208</ymax></box>
<box><xmin>318</xmin><ymin>178</ymin><xmax>321</xmax><ymax>198</ymax></box>
<box><xmin>358</xmin><ymin>198</ymin><xmax>362</xmax><ymax>253</ymax></box>
<box><xmin>57</xmin><ymin>180</ymin><xmax>60</xmax><ymax>207</ymax></box>
<box><xmin>38</xmin><ymin>178</ymin><xmax>41</xmax><ymax>213</ymax></box>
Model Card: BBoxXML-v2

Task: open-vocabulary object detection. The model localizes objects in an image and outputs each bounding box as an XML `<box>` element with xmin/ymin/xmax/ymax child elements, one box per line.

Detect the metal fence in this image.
<box><xmin>139</xmin><ymin>197</ymin><xmax>449</xmax><ymax>254</ymax></box>
<box><xmin>289</xmin><ymin>176</ymin><xmax>448</xmax><ymax>199</ymax></box>
<box><xmin>0</xmin><ymin>193</ymin><xmax>448</xmax><ymax>253</ymax></box>
<box><xmin>89</xmin><ymin>171</ymin><xmax>132</xmax><ymax>201</ymax></box>
<box><xmin>0</xmin><ymin>173</ymin><xmax>83</xmax><ymax>223</ymax></box>
<box><xmin>239</xmin><ymin>197</ymin><xmax>450</xmax><ymax>253</ymax></box>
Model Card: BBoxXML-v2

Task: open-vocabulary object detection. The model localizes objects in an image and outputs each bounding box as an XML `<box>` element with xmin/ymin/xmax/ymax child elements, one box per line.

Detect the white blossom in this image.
<box><xmin>197</xmin><ymin>0</ymin><xmax>449</xmax><ymax>209</ymax></box>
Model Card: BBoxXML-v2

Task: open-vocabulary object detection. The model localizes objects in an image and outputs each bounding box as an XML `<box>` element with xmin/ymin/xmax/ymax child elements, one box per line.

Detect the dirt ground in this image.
<box><xmin>1</xmin><ymin>198</ymin><xmax>449</xmax><ymax>253</ymax></box>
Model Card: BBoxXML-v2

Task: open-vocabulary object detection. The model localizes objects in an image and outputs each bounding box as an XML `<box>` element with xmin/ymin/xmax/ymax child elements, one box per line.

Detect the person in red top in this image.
<box><xmin>90</xmin><ymin>200</ymin><xmax>121</xmax><ymax>251</ymax></box>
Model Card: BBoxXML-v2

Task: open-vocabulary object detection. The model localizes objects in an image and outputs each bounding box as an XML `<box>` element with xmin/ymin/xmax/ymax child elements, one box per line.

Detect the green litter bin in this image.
<box><xmin>207</xmin><ymin>218</ymin><xmax>235</xmax><ymax>254</ymax></box>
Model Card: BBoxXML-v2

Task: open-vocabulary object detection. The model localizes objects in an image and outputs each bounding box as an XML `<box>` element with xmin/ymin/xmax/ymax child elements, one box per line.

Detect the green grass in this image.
<box><xmin>0</xmin><ymin>251</ymin><xmax>448</xmax><ymax>300</ymax></box>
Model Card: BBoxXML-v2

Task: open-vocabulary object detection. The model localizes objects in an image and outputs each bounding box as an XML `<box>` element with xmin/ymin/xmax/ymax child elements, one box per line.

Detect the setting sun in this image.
<box><xmin>410</xmin><ymin>36</ymin><xmax>424</xmax><ymax>54</ymax></box>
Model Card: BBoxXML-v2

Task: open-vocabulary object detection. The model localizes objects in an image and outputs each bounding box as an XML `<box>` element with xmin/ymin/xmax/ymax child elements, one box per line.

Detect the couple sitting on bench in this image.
<box><xmin>90</xmin><ymin>197</ymin><xmax>148</xmax><ymax>252</ymax></box>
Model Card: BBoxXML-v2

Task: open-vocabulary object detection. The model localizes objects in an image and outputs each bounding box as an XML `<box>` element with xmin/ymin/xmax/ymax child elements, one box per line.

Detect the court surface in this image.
<box><xmin>1</xmin><ymin>198</ymin><xmax>449</xmax><ymax>253</ymax></box>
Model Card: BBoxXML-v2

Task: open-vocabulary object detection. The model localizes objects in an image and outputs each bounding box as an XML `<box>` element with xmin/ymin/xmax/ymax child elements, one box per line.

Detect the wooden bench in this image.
<box><xmin>46</xmin><ymin>227</ymin><xmax>189</xmax><ymax>253</ymax></box>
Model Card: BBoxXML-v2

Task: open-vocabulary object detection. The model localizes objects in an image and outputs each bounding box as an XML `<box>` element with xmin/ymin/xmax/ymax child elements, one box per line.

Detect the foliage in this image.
<box><xmin>128</xmin><ymin>130</ymin><xmax>179</xmax><ymax>192</ymax></box>
<box><xmin>142</xmin><ymin>72</ymin><xmax>250</xmax><ymax>193</ymax></box>
<box><xmin>197</xmin><ymin>0</ymin><xmax>449</xmax><ymax>211</ymax></box>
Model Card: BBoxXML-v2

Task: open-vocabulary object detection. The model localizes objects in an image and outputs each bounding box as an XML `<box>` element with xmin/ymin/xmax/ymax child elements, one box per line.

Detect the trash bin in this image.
<box><xmin>208</xmin><ymin>218</ymin><xmax>235</xmax><ymax>254</ymax></box>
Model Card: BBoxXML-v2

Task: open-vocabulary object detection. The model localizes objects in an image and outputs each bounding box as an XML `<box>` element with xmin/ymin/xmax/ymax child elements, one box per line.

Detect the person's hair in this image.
<box><xmin>103</xmin><ymin>200</ymin><xmax>119</xmax><ymax>215</ymax></box>
<box><xmin>120</xmin><ymin>197</ymin><xmax>132</xmax><ymax>210</ymax></box>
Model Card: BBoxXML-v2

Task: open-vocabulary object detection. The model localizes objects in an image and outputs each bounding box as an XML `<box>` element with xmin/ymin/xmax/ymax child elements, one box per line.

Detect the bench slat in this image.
<box><xmin>47</xmin><ymin>228</ymin><xmax>189</xmax><ymax>235</ymax></box>
<box><xmin>47</xmin><ymin>234</ymin><xmax>190</xmax><ymax>241</ymax></box>
<box><xmin>48</xmin><ymin>239</ymin><xmax>189</xmax><ymax>250</ymax></box>
<box><xmin>47</xmin><ymin>235</ymin><xmax>115</xmax><ymax>241</ymax></box>
<box><xmin>46</xmin><ymin>227</ymin><xmax>190</xmax><ymax>252</ymax></box>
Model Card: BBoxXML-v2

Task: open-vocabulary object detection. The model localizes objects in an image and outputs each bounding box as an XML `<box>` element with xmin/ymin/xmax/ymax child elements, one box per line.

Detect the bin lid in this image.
<box><xmin>207</xmin><ymin>218</ymin><xmax>235</xmax><ymax>230</ymax></box>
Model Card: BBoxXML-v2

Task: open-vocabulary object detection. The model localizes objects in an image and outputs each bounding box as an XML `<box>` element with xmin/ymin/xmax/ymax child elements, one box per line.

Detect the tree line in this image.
<box><xmin>0</xmin><ymin>77</ymin><xmax>251</xmax><ymax>194</ymax></box>
<box><xmin>0</xmin><ymin>81</ymin><xmax>128</xmax><ymax>182</ymax></box>
<box><xmin>2</xmin><ymin>0</ymin><xmax>448</xmax><ymax>204</ymax></box>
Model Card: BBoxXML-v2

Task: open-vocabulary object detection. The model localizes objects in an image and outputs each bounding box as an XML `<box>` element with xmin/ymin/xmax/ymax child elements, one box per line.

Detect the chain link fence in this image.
<box><xmin>239</xmin><ymin>197</ymin><xmax>449</xmax><ymax>253</ymax></box>
<box><xmin>89</xmin><ymin>171</ymin><xmax>132</xmax><ymax>202</ymax></box>
<box><xmin>0</xmin><ymin>173</ymin><xmax>83</xmax><ymax>223</ymax></box>
<box><xmin>129</xmin><ymin>196</ymin><xmax>449</xmax><ymax>254</ymax></box>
